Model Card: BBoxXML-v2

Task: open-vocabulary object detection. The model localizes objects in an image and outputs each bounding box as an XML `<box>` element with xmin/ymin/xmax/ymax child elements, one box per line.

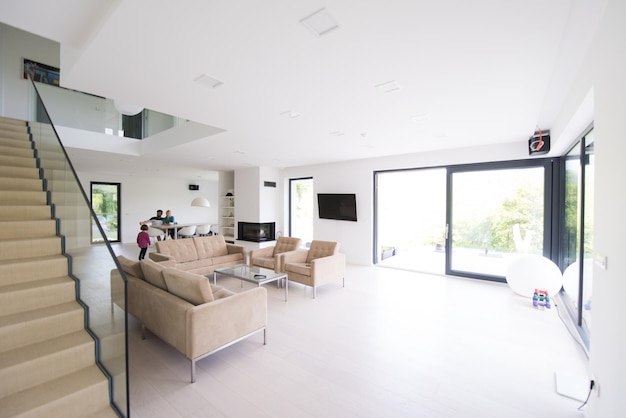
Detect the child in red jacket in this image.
<box><xmin>137</xmin><ymin>224</ymin><xmax>151</xmax><ymax>260</ymax></box>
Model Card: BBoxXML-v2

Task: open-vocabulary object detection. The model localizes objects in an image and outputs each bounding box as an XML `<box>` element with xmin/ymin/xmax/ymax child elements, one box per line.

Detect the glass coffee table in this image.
<box><xmin>212</xmin><ymin>264</ymin><xmax>288</xmax><ymax>301</ymax></box>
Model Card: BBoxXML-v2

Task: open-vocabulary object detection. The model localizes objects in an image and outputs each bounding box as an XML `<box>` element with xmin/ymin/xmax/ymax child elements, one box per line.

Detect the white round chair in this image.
<box><xmin>177</xmin><ymin>225</ymin><xmax>197</xmax><ymax>239</ymax></box>
<box><xmin>505</xmin><ymin>254</ymin><xmax>563</xmax><ymax>297</ymax></box>
<box><xmin>195</xmin><ymin>224</ymin><xmax>211</xmax><ymax>236</ymax></box>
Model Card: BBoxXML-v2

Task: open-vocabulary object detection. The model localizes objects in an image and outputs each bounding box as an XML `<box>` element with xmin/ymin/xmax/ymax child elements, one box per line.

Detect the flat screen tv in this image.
<box><xmin>317</xmin><ymin>193</ymin><xmax>357</xmax><ymax>222</ymax></box>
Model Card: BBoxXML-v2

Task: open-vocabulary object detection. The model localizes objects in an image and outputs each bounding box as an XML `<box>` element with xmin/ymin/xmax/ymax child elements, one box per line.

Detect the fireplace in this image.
<box><xmin>238</xmin><ymin>222</ymin><xmax>275</xmax><ymax>242</ymax></box>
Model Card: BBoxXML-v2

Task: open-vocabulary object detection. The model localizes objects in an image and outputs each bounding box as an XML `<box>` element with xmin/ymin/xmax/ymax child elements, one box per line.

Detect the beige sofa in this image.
<box><xmin>283</xmin><ymin>240</ymin><xmax>346</xmax><ymax>298</ymax></box>
<box><xmin>149</xmin><ymin>234</ymin><xmax>246</xmax><ymax>275</ymax></box>
<box><xmin>249</xmin><ymin>236</ymin><xmax>302</xmax><ymax>272</ymax></box>
<box><xmin>112</xmin><ymin>256</ymin><xmax>267</xmax><ymax>382</ymax></box>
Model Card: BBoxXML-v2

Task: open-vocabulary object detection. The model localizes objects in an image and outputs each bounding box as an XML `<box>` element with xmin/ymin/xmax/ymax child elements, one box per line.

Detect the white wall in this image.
<box><xmin>0</xmin><ymin>23</ymin><xmax>59</xmax><ymax>119</ymax></box>
<box><xmin>582</xmin><ymin>0</ymin><xmax>626</xmax><ymax>415</ymax></box>
<box><xmin>76</xmin><ymin>171</ymin><xmax>220</xmax><ymax>244</ymax></box>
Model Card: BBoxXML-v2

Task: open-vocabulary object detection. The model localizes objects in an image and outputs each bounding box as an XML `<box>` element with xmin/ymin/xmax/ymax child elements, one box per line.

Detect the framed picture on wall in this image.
<box><xmin>22</xmin><ymin>58</ymin><xmax>60</xmax><ymax>86</ymax></box>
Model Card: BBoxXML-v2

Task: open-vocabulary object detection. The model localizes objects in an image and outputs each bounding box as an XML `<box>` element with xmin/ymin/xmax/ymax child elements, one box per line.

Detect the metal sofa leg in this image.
<box><xmin>191</xmin><ymin>359</ymin><xmax>196</xmax><ymax>383</ymax></box>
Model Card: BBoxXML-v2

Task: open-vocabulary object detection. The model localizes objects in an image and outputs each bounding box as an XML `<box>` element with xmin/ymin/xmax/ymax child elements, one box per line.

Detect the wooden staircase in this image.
<box><xmin>0</xmin><ymin>117</ymin><xmax>118</xmax><ymax>417</ymax></box>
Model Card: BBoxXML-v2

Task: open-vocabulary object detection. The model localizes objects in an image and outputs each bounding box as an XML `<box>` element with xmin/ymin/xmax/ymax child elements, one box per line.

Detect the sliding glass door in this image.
<box><xmin>375</xmin><ymin>168</ymin><xmax>446</xmax><ymax>274</ymax></box>
<box><xmin>375</xmin><ymin>160</ymin><xmax>554</xmax><ymax>282</ymax></box>
<box><xmin>447</xmin><ymin>163</ymin><xmax>547</xmax><ymax>280</ymax></box>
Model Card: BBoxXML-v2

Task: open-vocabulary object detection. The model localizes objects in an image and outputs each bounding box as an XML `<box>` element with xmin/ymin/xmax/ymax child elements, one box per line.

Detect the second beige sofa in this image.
<box><xmin>149</xmin><ymin>234</ymin><xmax>246</xmax><ymax>275</ymax></box>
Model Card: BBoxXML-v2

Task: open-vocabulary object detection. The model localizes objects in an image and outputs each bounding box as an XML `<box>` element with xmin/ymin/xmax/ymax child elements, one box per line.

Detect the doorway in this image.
<box><xmin>91</xmin><ymin>182</ymin><xmax>120</xmax><ymax>243</ymax></box>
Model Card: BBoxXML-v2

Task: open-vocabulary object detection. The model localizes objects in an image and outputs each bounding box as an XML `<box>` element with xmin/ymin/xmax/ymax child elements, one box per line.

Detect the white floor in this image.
<box><xmin>112</xmin><ymin>243</ymin><xmax>589</xmax><ymax>418</ymax></box>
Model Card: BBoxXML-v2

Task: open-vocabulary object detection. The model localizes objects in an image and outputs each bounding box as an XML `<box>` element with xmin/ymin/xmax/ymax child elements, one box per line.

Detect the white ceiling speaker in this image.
<box><xmin>300</xmin><ymin>8</ymin><xmax>339</xmax><ymax>37</ymax></box>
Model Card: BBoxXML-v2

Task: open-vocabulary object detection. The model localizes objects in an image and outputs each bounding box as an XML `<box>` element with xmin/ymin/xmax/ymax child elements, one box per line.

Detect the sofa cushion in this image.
<box><xmin>155</xmin><ymin>239</ymin><xmax>199</xmax><ymax>263</ymax></box>
<box><xmin>285</xmin><ymin>262</ymin><xmax>311</xmax><ymax>277</ymax></box>
<box><xmin>211</xmin><ymin>253</ymin><xmax>244</xmax><ymax>266</ymax></box>
<box><xmin>273</xmin><ymin>236</ymin><xmax>302</xmax><ymax>256</ymax></box>
<box><xmin>140</xmin><ymin>259</ymin><xmax>168</xmax><ymax>290</ymax></box>
<box><xmin>194</xmin><ymin>235</ymin><xmax>229</xmax><ymax>259</ymax></box>
<box><xmin>163</xmin><ymin>268</ymin><xmax>214</xmax><ymax>305</ymax></box>
<box><xmin>117</xmin><ymin>255</ymin><xmax>144</xmax><ymax>279</ymax></box>
<box><xmin>211</xmin><ymin>285</ymin><xmax>234</xmax><ymax>300</ymax></box>
<box><xmin>306</xmin><ymin>240</ymin><xmax>340</xmax><ymax>263</ymax></box>
<box><xmin>175</xmin><ymin>258</ymin><xmax>214</xmax><ymax>272</ymax></box>
<box><xmin>252</xmin><ymin>256</ymin><xmax>275</xmax><ymax>270</ymax></box>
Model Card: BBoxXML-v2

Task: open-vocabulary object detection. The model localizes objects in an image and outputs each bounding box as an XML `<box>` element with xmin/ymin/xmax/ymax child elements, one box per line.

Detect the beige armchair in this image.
<box><xmin>283</xmin><ymin>240</ymin><xmax>346</xmax><ymax>298</ymax></box>
<box><xmin>249</xmin><ymin>236</ymin><xmax>302</xmax><ymax>273</ymax></box>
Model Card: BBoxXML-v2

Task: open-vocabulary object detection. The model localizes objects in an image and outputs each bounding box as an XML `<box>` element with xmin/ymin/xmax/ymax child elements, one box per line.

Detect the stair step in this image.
<box><xmin>0</xmin><ymin>255</ymin><xmax>67</xmax><ymax>286</ymax></box>
<box><xmin>0</xmin><ymin>237</ymin><xmax>62</xmax><ymax>261</ymax></box>
<box><xmin>0</xmin><ymin>301</ymin><xmax>85</xmax><ymax>353</ymax></box>
<box><xmin>0</xmin><ymin>205</ymin><xmax>50</xmax><ymax>221</ymax></box>
<box><xmin>0</xmin><ymin>176</ymin><xmax>43</xmax><ymax>192</ymax></box>
<box><xmin>0</xmin><ymin>276</ymin><xmax>75</xmax><ymax>316</ymax></box>
<box><xmin>0</xmin><ymin>145</ymin><xmax>34</xmax><ymax>159</ymax></box>
<box><xmin>0</xmin><ymin>131</ymin><xmax>29</xmax><ymax>141</ymax></box>
<box><xmin>0</xmin><ymin>119</ymin><xmax>27</xmax><ymax>129</ymax></box>
<box><xmin>0</xmin><ymin>166</ymin><xmax>40</xmax><ymax>180</ymax></box>
<box><xmin>0</xmin><ymin>137</ymin><xmax>32</xmax><ymax>149</ymax></box>
<box><xmin>0</xmin><ymin>219</ymin><xmax>56</xmax><ymax>240</ymax></box>
<box><xmin>0</xmin><ymin>331</ymin><xmax>94</xmax><ymax>398</ymax></box>
<box><xmin>0</xmin><ymin>155</ymin><xmax>36</xmax><ymax>169</ymax></box>
<box><xmin>0</xmin><ymin>117</ymin><xmax>27</xmax><ymax>127</ymax></box>
<box><xmin>0</xmin><ymin>191</ymin><xmax>47</xmax><ymax>206</ymax></box>
<box><xmin>0</xmin><ymin>365</ymin><xmax>110</xmax><ymax>418</ymax></box>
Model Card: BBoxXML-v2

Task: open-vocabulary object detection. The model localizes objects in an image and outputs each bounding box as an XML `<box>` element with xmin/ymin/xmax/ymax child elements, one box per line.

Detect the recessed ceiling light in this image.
<box><xmin>375</xmin><ymin>80</ymin><xmax>401</xmax><ymax>94</ymax></box>
<box><xmin>300</xmin><ymin>8</ymin><xmax>339</xmax><ymax>37</ymax></box>
<box><xmin>194</xmin><ymin>73</ymin><xmax>223</xmax><ymax>88</ymax></box>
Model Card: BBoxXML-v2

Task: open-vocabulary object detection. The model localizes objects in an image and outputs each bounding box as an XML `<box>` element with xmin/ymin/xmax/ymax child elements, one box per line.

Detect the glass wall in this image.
<box><xmin>561</xmin><ymin>127</ymin><xmax>594</xmax><ymax>347</ymax></box>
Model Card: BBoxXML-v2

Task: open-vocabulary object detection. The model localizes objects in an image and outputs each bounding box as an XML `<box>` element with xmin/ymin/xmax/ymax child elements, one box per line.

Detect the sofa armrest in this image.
<box><xmin>226</xmin><ymin>243</ymin><xmax>247</xmax><ymax>264</ymax></box>
<box><xmin>186</xmin><ymin>286</ymin><xmax>267</xmax><ymax>359</ymax></box>
<box><xmin>249</xmin><ymin>246</ymin><xmax>274</xmax><ymax>264</ymax></box>
<box><xmin>311</xmin><ymin>253</ymin><xmax>346</xmax><ymax>282</ymax></box>
<box><xmin>282</xmin><ymin>249</ymin><xmax>309</xmax><ymax>265</ymax></box>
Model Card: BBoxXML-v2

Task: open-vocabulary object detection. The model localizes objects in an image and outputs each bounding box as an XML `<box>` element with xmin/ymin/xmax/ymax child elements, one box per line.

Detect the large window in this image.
<box><xmin>91</xmin><ymin>182</ymin><xmax>120</xmax><ymax>243</ymax></box>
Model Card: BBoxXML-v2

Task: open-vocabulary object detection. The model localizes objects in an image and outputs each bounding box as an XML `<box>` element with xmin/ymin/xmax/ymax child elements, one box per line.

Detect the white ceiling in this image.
<box><xmin>0</xmin><ymin>0</ymin><xmax>606</xmax><ymax>177</ymax></box>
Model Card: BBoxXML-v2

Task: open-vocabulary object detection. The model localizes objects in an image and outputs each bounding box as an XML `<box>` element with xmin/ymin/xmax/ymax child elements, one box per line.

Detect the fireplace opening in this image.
<box><xmin>238</xmin><ymin>222</ymin><xmax>275</xmax><ymax>242</ymax></box>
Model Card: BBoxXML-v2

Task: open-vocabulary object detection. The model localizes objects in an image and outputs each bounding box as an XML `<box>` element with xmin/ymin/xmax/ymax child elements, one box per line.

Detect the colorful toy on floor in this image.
<box><xmin>532</xmin><ymin>289</ymin><xmax>551</xmax><ymax>309</ymax></box>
